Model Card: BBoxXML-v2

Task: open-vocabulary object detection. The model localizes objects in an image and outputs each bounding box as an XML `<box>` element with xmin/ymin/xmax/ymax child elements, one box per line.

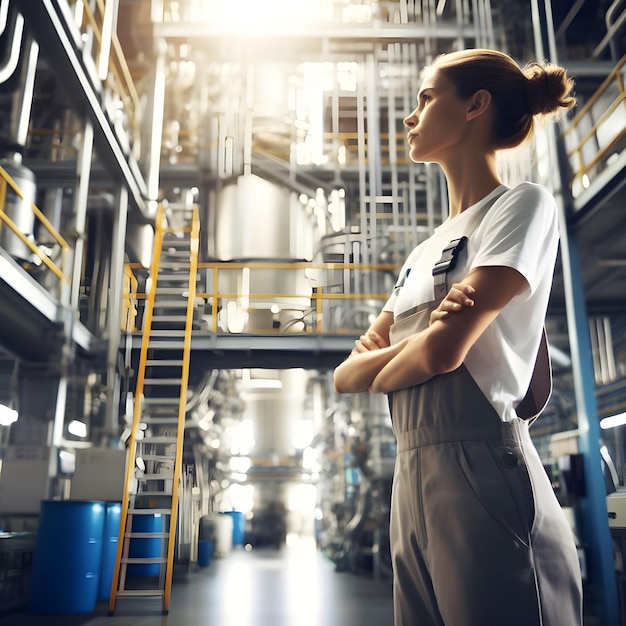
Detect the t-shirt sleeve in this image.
<box><xmin>469</xmin><ymin>182</ymin><xmax>559</xmax><ymax>295</ymax></box>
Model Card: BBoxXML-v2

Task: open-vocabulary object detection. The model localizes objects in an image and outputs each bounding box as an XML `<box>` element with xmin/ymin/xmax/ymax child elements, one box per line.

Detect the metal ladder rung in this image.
<box><xmin>140</xmin><ymin>472</ymin><xmax>175</xmax><ymax>479</ymax></box>
<box><xmin>125</xmin><ymin>531</ymin><xmax>170</xmax><ymax>539</ymax></box>
<box><xmin>121</xmin><ymin>557</ymin><xmax>168</xmax><ymax>565</ymax></box>
<box><xmin>151</xmin><ymin>302</ymin><xmax>189</xmax><ymax>309</ymax></box>
<box><xmin>146</xmin><ymin>360</ymin><xmax>184</xmax><ymax>366</ymax></box>
<box><xmin>115</xmin><ymin>589</ymin><xmax>165</xmax><ymax>598</ymax></box>
<box><xmin>135</xmin><ymin>491</ymin><xmax>173</xmax><ymax>497</ymax></box>
<box><xmin>143</xmin><ymin>397</ymin><xmax>180</xmax><ymax>405</ymax></box>
<box><xmin>141</xmin><ymin>436</ymin><xmax>178</xmax><ymax>444</ymax></box>
<box><xmin>149</xmin><ymin>330</ymin><xmax>189</xmax><ymax>337</ymax></box>
<box><xmin>151</xmin><ymin>316</ymin><xmax>188</xmax><ymax>322</ymax></box>
<box><xmin>141</xmin><ymin>418</ymin><xmax>179</xmax><ymax>426</ymax></box>
<box><xmin>144</xmin><ymin>379</ymin><xmax>183</xmax><ymax>385</ymax></box>
<box><xmin>140</xmin><ymin>454</ymin><xmax>176</xmax><ymax>462</ymax></box>
<box><xmin>128</xmin><ymin>508</ymin><xmax>172</xmax><ymax>515</ymax></box>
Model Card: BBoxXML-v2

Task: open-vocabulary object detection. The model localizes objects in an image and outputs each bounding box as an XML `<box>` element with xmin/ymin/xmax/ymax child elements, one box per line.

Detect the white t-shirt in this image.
<box><xmin>383</xmin><ymin>182</ymin><xmax>560</xmax><ymax>422</ymax></box>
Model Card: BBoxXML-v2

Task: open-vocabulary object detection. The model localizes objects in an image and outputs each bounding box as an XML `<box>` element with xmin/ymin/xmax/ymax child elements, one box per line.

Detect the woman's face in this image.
<box><xmin>403</xmin><ymin>68</ymin><xmax>473</xmax><ymax>164</ymax></box>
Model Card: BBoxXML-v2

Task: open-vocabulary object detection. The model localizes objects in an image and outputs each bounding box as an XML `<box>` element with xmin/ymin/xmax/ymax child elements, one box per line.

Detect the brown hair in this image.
<box><xmin>430</xmin><ymin>48</ymin><xmax>576</xmax><ymax>149</ymax></box>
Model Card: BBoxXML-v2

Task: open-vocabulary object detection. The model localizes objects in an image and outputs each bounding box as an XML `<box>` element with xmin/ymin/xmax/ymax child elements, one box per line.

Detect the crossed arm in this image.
<box><xmin>333</xmin><ymin>265</ymin><xmax>528</xmax><ymax>395</ymax></box>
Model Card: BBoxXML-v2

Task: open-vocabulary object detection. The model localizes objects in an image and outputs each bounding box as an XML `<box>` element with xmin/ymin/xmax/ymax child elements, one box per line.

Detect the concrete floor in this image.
<box><xmin>1</xmin><ymin>537</ymin><xmax>395</xmax><ymax>626</ymax></box>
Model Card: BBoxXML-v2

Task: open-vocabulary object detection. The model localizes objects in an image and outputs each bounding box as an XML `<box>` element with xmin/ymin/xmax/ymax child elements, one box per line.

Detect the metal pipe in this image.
<box><xmin>0</xmin><ymin>0</ymin><xmax>24</xmax><ymax>85</ymax></box>
<box><xmin>104</xmin><ymin>184</ymin><xmax>128</xmax><ymax>435</ymax></box>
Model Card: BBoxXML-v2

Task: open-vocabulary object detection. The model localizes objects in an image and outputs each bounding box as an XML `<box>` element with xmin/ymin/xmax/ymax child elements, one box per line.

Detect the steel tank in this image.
<box><xmin>214</xmin><ymin>174</ymin><xmax>314</xmax><ymax>332</ymax></box>
<box><xmin>0</xmin><ymin>159</ymin><xmax>36</xmax><ymax>262</ymax></box>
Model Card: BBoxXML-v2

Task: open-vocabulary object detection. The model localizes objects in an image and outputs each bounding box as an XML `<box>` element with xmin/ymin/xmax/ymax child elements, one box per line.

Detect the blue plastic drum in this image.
<box><xmin>128</xmin><ymin>513</ymin><xmax>162</xmax><ymax>577</ymax></box>
<box><xmin>99</xmin><ymin>502</ymin><xmax>122</xmax><ymax>601</ymax></box>
<box><xmin>30</xmin><ymin>500</ymin><xmax>105</xmax><ymax>614</ymax></box>
<box><xmin>225</xmin><ymin>511</ymin><xmax>245</xmax><ymax>546</ymax></box>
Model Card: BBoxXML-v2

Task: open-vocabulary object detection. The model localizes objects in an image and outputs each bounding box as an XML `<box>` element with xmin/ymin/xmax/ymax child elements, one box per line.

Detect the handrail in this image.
<box><xmin>123</xmin><ymin>260</ymin><xmax>399</xmax><ymax>334</ymax></box>
<box><xmin>68</xmin><ymin>0</ymin><xmax>141</xmax><ymax>157</ymax></box>
<box><xmin>561</xmin><ymin>53</ymin><xmax>626</xmax><ymax>193</ymax></box>
<box><xmin>0</xmin><ymin>165</ymin><xmax>71</xmax><ymax>294</ymax></box>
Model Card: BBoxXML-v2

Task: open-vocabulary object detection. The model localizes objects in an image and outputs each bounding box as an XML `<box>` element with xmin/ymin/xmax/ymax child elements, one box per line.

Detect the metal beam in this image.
<box><xmin>14</xmin><ymin>0</ymin><xmax>149</xmax><ymax>220</ymax></box>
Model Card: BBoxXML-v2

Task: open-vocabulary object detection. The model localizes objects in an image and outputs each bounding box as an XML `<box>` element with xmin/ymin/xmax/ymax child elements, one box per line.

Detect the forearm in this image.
<box><xmin>333</xmin><ymin>340</ymin><xmax>407</xmax><ymax>393</ymax></box>
<box><xmin>369</xmin><ymin>330</ymin><xmax>451</xmax><ymax>393</ymax></box>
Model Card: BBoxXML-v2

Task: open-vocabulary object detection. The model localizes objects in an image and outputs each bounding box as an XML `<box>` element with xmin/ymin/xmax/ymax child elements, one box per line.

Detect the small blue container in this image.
<box><xmin>128</xmin><ymin>514</ymin><xmax>162</xmax><ymax>577</ymax></box>
<box><xmin>224</xmin><ymin>511</ymin><xmax>245</xmax><ymax>546</ymax></box>
<box><xmin>99</xmin><ymin>502</ymin><xmax>122</xmax><ymax>601</ymax></box>
<box><xmin>30</xmin><ymin>500</ymin><xmax>105</xmax><ymax>614</ymax></box>
<box><xmin>198</xmin><ymin>540</ymin><xmax>214</xmax><ymax>567</ymax></box>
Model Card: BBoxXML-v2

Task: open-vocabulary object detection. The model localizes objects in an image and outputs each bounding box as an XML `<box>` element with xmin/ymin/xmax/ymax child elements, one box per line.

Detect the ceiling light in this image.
<box><xmin>600</xmin><ymin>413</ymin><xmax>626</xmax><ymax>430</ymax></box>
<box><xmin>0</xmin><ymin>404</ymin><xmax>18</xmax><ymax>426</ymax></box>
<box><xmin>68</xmin><ymin>420</ymin><xmax>87</xmax><ymax>438</ymax></box>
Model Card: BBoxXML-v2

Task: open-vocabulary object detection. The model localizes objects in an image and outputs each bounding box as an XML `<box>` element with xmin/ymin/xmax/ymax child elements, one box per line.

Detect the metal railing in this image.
<box><xmin>68</xmin><ymin>0</ymin><xmax>142</xmax><ymax>159</ymax></box>
<box><xmin>0</xmin><ymin>165</ymin><xmax>71</xmax><ymax>300</ymax></box>
<box><xmin>562</xmin><ymin>54</ymin><xmax>626</xmax><ymax>197</ymax></box>
<box><xmin>123</xmin><ymin>260</ymin><xmax>399</xmax><ymax>335</ymax></box>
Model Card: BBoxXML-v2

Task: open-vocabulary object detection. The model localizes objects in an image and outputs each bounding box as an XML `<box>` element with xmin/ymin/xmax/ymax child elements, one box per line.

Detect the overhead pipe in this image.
<box><xmin>0</xmin><ymin>0</ymin><xmax>24</xmax><ymax>85</ymax></box>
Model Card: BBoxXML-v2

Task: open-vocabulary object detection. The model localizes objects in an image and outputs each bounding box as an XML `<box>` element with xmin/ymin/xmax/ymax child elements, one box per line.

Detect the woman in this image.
<box><xmin>334</xmin><ymin>49</ymin><xmax>582</xmax><ymax>626</ymax></box>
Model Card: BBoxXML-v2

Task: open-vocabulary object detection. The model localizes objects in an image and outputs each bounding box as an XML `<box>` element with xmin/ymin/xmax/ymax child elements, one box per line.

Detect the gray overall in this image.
<box><xmin>388</xmin><ymin>240</ymin><xmax>583</xmax><ymax>626</ymax></box>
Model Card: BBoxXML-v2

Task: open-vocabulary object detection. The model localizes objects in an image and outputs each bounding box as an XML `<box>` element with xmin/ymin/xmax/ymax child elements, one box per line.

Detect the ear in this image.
<box><xmin>466</xmin><ymin>89</ymin><xmax>492</xmax><ymax>120</ymax></box>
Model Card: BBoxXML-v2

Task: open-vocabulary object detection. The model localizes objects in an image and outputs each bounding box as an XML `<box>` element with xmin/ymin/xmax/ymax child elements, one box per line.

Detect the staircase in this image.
<box><xmin>109</xmin><ymin>205</ymin><xmax>200</xmax><ymax>615</ymax></box>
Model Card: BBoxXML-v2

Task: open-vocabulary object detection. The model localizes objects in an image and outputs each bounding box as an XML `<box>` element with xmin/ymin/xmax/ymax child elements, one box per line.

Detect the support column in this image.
<box><xmin>531</xmin><ymin>1</ymin><xmax>620</xmax><ymax>623</ymax></box>
<box><xmin>104</xmin><ymin>185</ymin><xmax>128</xmax><ymax>436</ymax></box>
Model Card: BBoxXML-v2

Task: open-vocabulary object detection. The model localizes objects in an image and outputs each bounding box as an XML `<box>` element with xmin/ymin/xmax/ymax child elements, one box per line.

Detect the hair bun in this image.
<box><xmin>523</xmin><ymin>61</ymin><xmax>576</xmax><ymax>116</ymax></box>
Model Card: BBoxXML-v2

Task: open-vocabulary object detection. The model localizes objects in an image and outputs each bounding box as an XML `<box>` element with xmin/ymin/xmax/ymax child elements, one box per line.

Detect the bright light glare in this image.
<box><xmin>0</xmin><ymin>404</ymin><xmax>18</xmax><ymax>426</ymax></box>
<box><xmin>600</xmin><ymin>412</ymin><xmax>626</xmax><ymax>429</ymax></box>
<box><xmin>208</xmin><ymin>0</ymin><xmax>314</xmax><ymax>34</ymax></box>
<box><xmin>68</xmin><ymin>420</ymin><xmax>87</xmax><ymax>437</ymax></box>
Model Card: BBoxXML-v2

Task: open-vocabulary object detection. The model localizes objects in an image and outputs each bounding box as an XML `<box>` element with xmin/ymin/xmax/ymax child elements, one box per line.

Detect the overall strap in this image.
<box><xmin>431</xmin><ymin>235</ymin><xmax>552</xmax><ymax>422</ymax></box>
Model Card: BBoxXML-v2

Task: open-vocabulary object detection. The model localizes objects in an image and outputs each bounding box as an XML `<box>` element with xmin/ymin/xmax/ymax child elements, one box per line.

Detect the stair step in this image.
<box><xmin>121</xmin><ymin>557</ymin><xmax>167</xmax><ymax>564</ymax></box>
<box><xmin>115</xmin><ymin>589</ymin><xmax>165</xmax><ymax>598</ymax></box>
<box><xmin>158</xmin><ymin>273</ymin><xmax>199</xmax><ymax>280</ymax></box>
<box><xmin>143</xmin><ymin>397</ymin><xmax>180</xmax><ymax>405</ymax></box>
<box><xmin>144</xmin><ymin>378</ymin><xmax>183</xmax><ymax>386</ymax></box>
<box><xmin>146</xmin><ymin>360</ymin><xmax>184</xmax><ymax>366</ymax></box>
<box><xmin>140</xmin><ymin>472</ymin><xmax>175</xmax><ymax>480</ymax></box>
<box><xmin>141</xmin><ymin>415</ymin><xmax>178</xmax><ymax>424</ymax></box>
<box><xmin>151</xmin><ymin>315</ymin><xmax>189</xmax><ymax>322</ymax></box>
<box><xmin>153</xmin><ymin>287</ymin><xmax>189</xmax><ymax>295</ymax></box>
<box><xmin>135</xmin><ymin>490</ymin><xmax>173</xmax><ymax>497</ymax></box>
<box><xmin>129</xmin><ymin>508</ymin><xmax>172</xmax><ymax>515</ymax></box>
<box><xmin>126</xmin><ymin>531</ymin><xmax>170</xmax><ymax>539</ymax></box>
<box><xmin>140</xmin><ymin>454</ymin><xmax>176</xmax><ymax>462</ymax></box>
<box><xmin>151</xmin><ymin>302</ymin><xmax>189</xmax><ymax>309</ymax></box>
<box><xmin>142</xmin><ymin>436</ymin><xmax>178</xmax><ymax>444</ymax></box>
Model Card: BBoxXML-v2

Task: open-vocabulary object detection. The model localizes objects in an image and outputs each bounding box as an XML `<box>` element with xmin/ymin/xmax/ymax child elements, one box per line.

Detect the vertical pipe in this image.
<box><xmin>69</xmin><ymin>120</ymin><xmax>94</xmax><ymax>310</ymax></box>
<box><xmin>104</xmin><ymin>185</ymin><xmax>129</xmax><ymax>434</ymax></box>
<box><xmin>144</xmin><ymin>38</ymin><xmax>167</xmax><ymax>217</ymax></box>
<box><xmin>9</xmin><ymin>37</ymin><xmax>38</xmax><ymax>162</ymax></box>
<box><xmin>531</xmin><ymin>1</ymin><xmax>620</xmax><ymax>622</ymax></box>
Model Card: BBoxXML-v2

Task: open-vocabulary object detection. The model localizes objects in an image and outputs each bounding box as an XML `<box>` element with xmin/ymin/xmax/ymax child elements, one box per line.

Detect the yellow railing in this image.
<box><xmin>123</xmin><ymin>261</ymin><xmax>399</xmax><ymax>335</ymax></box>
<box><xmin>121</xmin><ymin>263</ymin><xmax>138</xmax><ymax>332</ymax></box>
<box><xmin>69</xmin><ymin>0</ymin><xmax>142</xmax><ymax>158</ymax></box>
<box><xmin>562</xmin><ymin>54</ymin><xmax>626</xmax><ymax>196</ymax></box>
<box><xmin>0</xmin><ymin>165</ymin><xmax>71</xmax><ymax>299</ymax></box>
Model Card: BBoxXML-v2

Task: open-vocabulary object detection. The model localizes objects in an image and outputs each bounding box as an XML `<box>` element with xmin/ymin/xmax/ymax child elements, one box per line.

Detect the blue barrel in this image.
<box><xmin>198</xmin><ymin>540</ymin><xmax>214</xmax><ymax>567</ymax></box>
<box><xmin>128</xmin><ymin>514</ymin><xmax>162</xmax><ymax>577</ymax></box>
<box><xmin>224</xmin><ymin>511</ymin><xmax>245</xmax><ymax>546</ymax></box>
<box><xmin>30</xmin><ymin>500</ymin><xmax>105</xmax><ymax>614</ymax></box>
<box><xmin>99</xmin><ymin>503</ymin><xmax>122</xmax><ymax>601</ymax></box>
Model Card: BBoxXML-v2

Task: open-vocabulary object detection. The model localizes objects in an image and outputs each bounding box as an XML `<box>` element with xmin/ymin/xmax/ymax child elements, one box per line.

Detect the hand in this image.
<box><xmin>352</xmin><ymin>329</ymin><xmax>389</xmax><ymax>354</ymax></box>
<box><xmin>429</xmin><ymin>283</ymin><xmax>475</xmax><ymax>325</ymax></box>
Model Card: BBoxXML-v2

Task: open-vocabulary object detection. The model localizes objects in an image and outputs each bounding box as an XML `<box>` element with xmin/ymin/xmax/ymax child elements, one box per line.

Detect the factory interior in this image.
<box><xmin>0</xmin><ymin>0</ymin><xmax>625</xmax><ymax>624</ymax></box>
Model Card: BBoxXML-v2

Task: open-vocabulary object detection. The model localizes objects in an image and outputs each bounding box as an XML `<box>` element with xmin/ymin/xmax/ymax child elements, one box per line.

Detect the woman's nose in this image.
<box><xmin>403</xmin><ymin>112</ymin><xmax>417</xmax><ymax>128</ymax></box>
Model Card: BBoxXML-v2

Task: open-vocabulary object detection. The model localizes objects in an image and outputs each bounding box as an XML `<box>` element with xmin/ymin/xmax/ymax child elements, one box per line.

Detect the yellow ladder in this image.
<box><xmin>109</xmin><ymin>205</ymin><xmax>200</xmax><ymax>615</ymax></box>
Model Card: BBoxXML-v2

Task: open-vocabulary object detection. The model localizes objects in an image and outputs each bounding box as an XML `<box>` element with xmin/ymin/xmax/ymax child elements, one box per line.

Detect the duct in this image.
<box><xmin>0</xmin><ymin>1</ymin><xmax>24</xmax><ymax>85</ymax></box>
